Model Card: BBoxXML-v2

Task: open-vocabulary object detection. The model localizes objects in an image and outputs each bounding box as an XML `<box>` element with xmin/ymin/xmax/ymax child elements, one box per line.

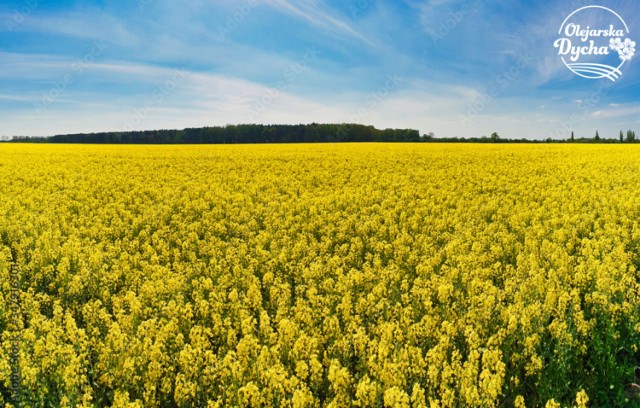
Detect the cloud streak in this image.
<box><xmin>261</xmin><ymin>0</ymin><xmax>372</xmax><ymax>44</ymax></box>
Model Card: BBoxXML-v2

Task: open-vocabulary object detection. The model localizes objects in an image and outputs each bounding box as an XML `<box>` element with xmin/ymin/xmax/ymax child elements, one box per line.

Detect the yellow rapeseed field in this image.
<box><xmin>1</xmin><ymin>143</ymin><xmax>640</xmax><ymax>407</ymax></box>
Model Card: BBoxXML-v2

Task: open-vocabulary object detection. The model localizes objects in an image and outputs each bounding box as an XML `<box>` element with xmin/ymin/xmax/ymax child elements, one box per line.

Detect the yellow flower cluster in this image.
<box><xmin>1</xmin><ymin>143</ymin><xmax>640</xmax><ymax>407</ymax></box>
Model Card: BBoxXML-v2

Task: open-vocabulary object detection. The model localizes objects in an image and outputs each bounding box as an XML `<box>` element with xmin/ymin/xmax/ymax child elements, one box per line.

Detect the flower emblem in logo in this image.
<box><xmin>609</xmin><ymin>37</ymin><xmax>624</xmax><ymax>52</ymax></box>
<box><xmin>620</xmin><ymin>38</ymin><xmax>635</xmax><ymax>61</ymax></box>
<box><xmin>610</xmin><ymin>37</ymin><xmax>635</xmax><ymax>61</ymax></box>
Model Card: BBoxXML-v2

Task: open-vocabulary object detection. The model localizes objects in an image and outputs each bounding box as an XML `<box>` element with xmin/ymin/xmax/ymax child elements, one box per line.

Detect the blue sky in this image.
<box><xmin>0</xmin><ymin>0</ymin><xmax>638</xmax><ymax>139</ymax></box>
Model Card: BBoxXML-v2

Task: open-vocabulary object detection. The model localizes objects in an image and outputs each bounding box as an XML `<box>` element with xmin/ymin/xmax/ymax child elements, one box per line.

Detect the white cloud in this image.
<box><xmin>0</xmin><ymin>94</ymin><xmax>40</xmax><ymax>102</ymax></box>
<box><xmin>0</xmin><ymin>56</ymin><xmax>498</xmax><ymax>138</ymax></box>
<box><xmin>0</xmin><ymin>9</ymin><xmax>138</xmax><ymax>45</ymax></box>
<box><xmin>591</xmin><ymin>105</ymin><xmax>640</xmax><ymax>119</ymax></box>
<box><xmin>260</xmin><ymin>0</ymin><xmax>372</xmax><ymax>44</ymax></box>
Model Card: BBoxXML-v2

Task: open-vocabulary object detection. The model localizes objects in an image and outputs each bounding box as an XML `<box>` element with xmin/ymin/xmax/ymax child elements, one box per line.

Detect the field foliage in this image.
<box><xmin>1</xmin><ymin>144</ymin><xmax>640</xmax><ymax>407</ymax></box>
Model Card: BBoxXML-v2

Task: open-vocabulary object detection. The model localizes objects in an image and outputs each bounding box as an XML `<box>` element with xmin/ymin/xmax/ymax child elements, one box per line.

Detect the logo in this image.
<box><xmin>554</xmin><ymin>5</ymin><xmax>635</xmax><ymax>81</ymax></box>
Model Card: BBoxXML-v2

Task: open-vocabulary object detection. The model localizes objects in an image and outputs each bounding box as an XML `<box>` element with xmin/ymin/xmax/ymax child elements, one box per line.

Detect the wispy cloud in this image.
<box><xmin>0</xmin><ymin>93</ymin><xmax>40</xmax><ymax>102</ymax></box>
<box><xmin>591</xmin><ymin>104</ymin><xmax>640</xmax><ymax>119</ymax></box>
<box><xmin>261</xmin><ymin>0</ymin><xmax>372</xmax><ymax>44</ymax></box>
<box><xmin>0</xmin><ymin>9</ymin><xmax>138</xmax><ymax>45</ymax></box>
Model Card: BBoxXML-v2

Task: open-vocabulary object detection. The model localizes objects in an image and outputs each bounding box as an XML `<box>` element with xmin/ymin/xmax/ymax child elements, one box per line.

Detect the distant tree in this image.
<box><xmin>571</xmin><ymin>131</ymin><xmax>575</xmax><ymax>142</ymax></box>
<box><xmin>595</xmin><ymin>130</ymin><xmax>600</xmax><ymax>142</ymax></box>
<box><xmin>627</xmin><ymin>130</ymin><xmax>636</xmax><ymax>143</ymax></box>
<box><xmin>490</xmin><ymin>132</ymin><xmax>500</xmax><ymax>142</ymax></box>
<box><xmin>620</xmin><ymin>130</ymin><xmax>624</xmax><ymax>142</ymax></box>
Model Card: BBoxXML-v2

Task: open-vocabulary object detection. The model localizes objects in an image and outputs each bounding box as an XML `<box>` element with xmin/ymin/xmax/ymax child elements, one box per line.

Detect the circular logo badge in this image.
<box><xmin>554</xmin><ymin>5</ymin><xmax>635</xmax><ymax>81</ymax></box>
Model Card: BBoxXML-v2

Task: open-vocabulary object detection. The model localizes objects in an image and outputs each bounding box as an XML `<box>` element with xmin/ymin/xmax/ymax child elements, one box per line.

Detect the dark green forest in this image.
<box><xmin>9</xmin><ymin>124</ymin><xmax>421</xmax><ymax>144</ymax></box>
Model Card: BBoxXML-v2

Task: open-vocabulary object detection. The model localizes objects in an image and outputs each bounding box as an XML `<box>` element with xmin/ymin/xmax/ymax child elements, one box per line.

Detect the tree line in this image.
<box><xmin>8</xmin><ymin>124</ymin><xmax>422</xmax><ymax>144</ymax></box>
<box><xmin>6</xmin><ymin>125</ymin><xmax>638</xmax><ymax>144</ymax></box>
<box><xmin>429</xmin><ymin>130</ymin><xmax>639</xmax><ymax>144</ymax></box>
